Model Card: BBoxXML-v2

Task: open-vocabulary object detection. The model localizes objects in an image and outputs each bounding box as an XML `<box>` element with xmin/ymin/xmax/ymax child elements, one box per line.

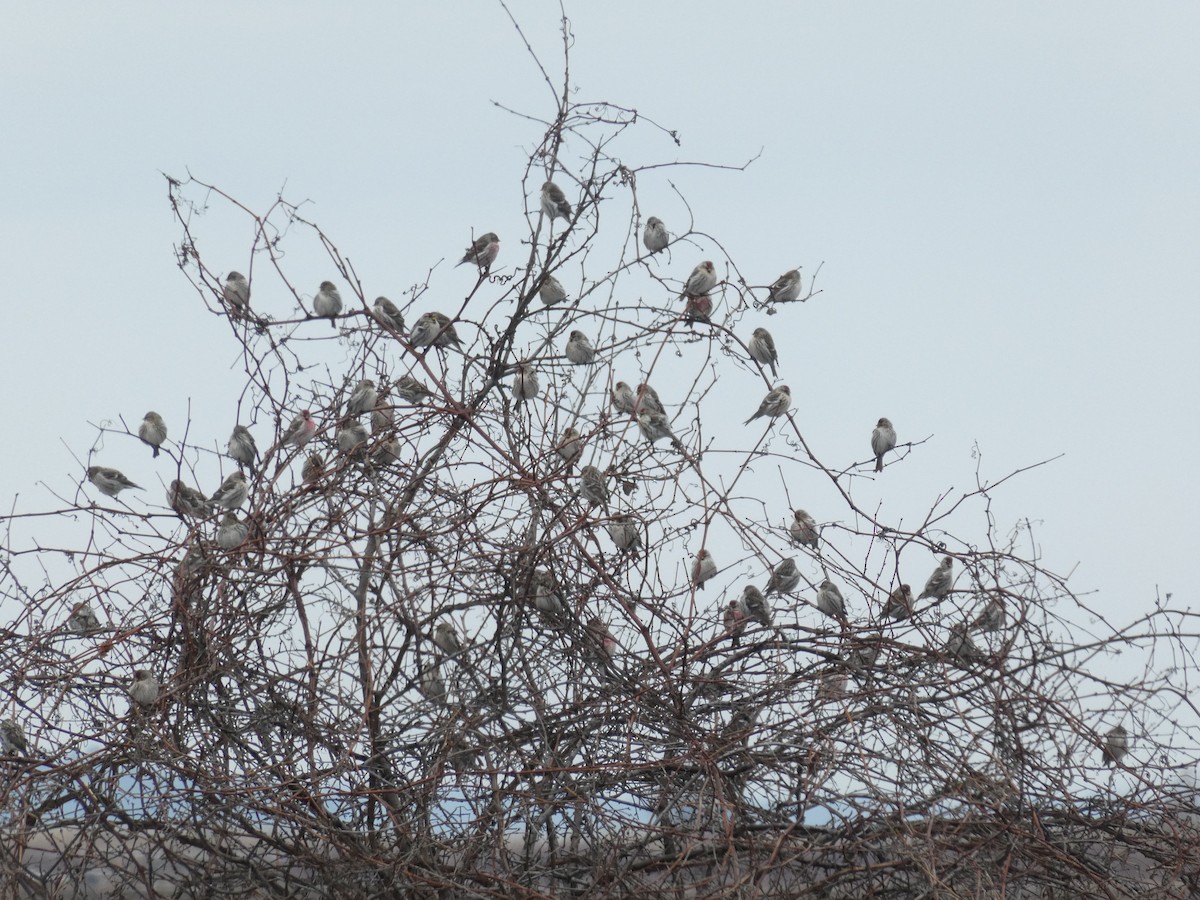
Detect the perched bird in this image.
<box><xmin>410</xmin><ymin>311</ymin><xmax>462</xmax><ymax>349</ymax></box>
<box><xmin>396</xmin><ymin>375</ymin><xmax>433</xmax><ymax>405</ymax></box>
<box><xmin>419</xmin><ymin>665</ymin><xmax>447</xmax><ymax>705</ymax></box>
<box><xmin>370</xmin><ymin>404</ymin><xmax>394</xmax><ymax>434</ymax></box>
<box><xmin>764</xmin><ymin>557</ymin><xmax>801</xmax><ymax>596</ymax></box>
<box><xmin>0</xmin><ymin>719</ymin><xmax>28</xmax><ymax>756</ymax></box>
<box><xmin>579</xmin><ymin>465</ymin><xmax>609</xmax><ymax>510</ymax></box>
<box><xmin>312</xmin><ymin>281</ymin><xmax>342</xmax><ymax>327</ymax></box>
<box><xmin>301</xmin><ymin>452</ymin><xmax>325</xmax><ymax>485</ymax></box>
<box><xmin>969</xmin><ymin>596</ymin><xmax>1005</xmax><ymax>633</ymax></box>
<box><xmin>723</xmin><ymin>599</ymin><xmax>747</xmax><ymax>645</ymax></box>
<box><xmin>748</xmin><ymin>328</ymin><xmax>779</xmax><ymax>378</ymax></box>
<box><xmin>565</xmin><ymin>331</ymin><xmax>595</xmax><ymax>365</ymax></box>
<box><xmin>540</xmin><ymin>180</ymin><xmax>572</xmax><ymax>221</ymax></box>
<box><xmin>138</xmin><ymin>412</ymin><xmax>167</xmax><ymax>458</ymax></box>
<box><xmin>606</xmin><ymin>514</ymin><xmax>642</xmax><ymax>555</ymax></box>
<box><xmin>223</xmin><ymin>271</ymin><xmax>250</xmax><ymax>313</ymax></box>
<box><xmin>282</xmin><ymin>411</ymin><xmax>318</xmax><ymax>449</ymax></box>
<box><xmin>168</xmin><ymin>480</ymin><xmax>209</xmax><ymax>519</ymax></box>
<box><xmin>816</xmin><ymin>580</ymin><xmax>846</xmax><ymax>619</ymax></box>
<box><xmin>217</xmin><ymin>512</ymin><xmax>248</xmax><ymax>550</ymax></box>
<box><xmin>635</xmin><ymin>383</ymin><xmax>665</xmax><ymax>415</ymax></box>
<box><xmin>740</xmin><ymin>585</ymin><xmax>771</xmax><ymax>627</ymax></box>
<box><xmin>209</xmin><ymin>472</ymin><xmax>248</xmax><ymax>511</ymax></box>
<box><xmin>680</xmin><ymin>261</ymin><xmax>717</xmax><ymax>297</ymax></box>
<box><xmin>336</xmin><ymin>422</ymin><xmax>369</xmax><ymax>457</ymax></box>
<box><xmin>683</xmin><ymin>293</ymin><xmax>713</xmax><ymax>324</ymax></box>
<box><xmin>638</xmin><ymin>410</ymin><xmax>680</xmax><ymax>448</ymax></box>
<box><xmin>744</xmin><ymin>385</ymin><xmax>791</xmax><ymax>425</ymax></box>
<box><xmin>884</xmin><ymin>584</ymin><xmax>913</xmax><ymax>621</ymax></box>
<box><xmin>346</xmin><ymin>379</ymin><xmax>378</xmax><ymax>418</ymax></box>
<box><xmin>587</xmin><ymin>617</ymin><xmax>617</xmax><ymax>660</ymax></box>
<box><xmin>227</xmin><ymin>425</ymin><xmax>258</xmax><ymax>476</ymax></box>
<box><xmin>817</xmin><ymin>669</ymin><xmax>849</xmax><ymax>702</ymax></box>
<box><xmin>86</xmin><ymin>466</ymin><xmax>142</xmax><ymax>499</ymax></box>
<box><xmin>434</xmin><ymin>623</ymin><xmax>462</xmax><ymax>657</ymax></box>
<box><xmin>766</xmin><ymin>268</ymin><xmax>802</xmax><ymax>303</ymax></box>
<box><xmin>847</xmin><ymin>633</ymin><xmax>883</xmax><ymax>671</ymax></box>
<box><xmin>538</xmin><ymin>274</ymin><xmax>568</xmax><ymax>306</ymax></box>
<box><xmin>945</xmin><ymin>623</ymin><xmax>982</xmax><ymax>664</ymax></box>
<box><xmin>691</xmin><ymin>549</ymin><xmax>717</xmax><ymax>591</ymax></box>
<box><xmin>511</xmin><ymin>363</ymin><xmax>539</xmax><ymax>405</ymax></box>
<box><xmin>919</xmin><ymin>556</ymin><xmax>955</xmax><ymax>602</ymax></box>
<box><xmin>372</xmin><ymin>438</ymin><xmax>403</xmax><ymax>467</ymax></box>
<box><xmin>456</xmin><ymin>232</ymin><xmax>500</xmax><ymax>271</ymax></box>
<box><xmin>643</xmin><ymin>216</ymin><xmax>669</xmax><ymax>255</ymax></box>
<box><xmin>372</xmin><ymin>296</ymin><xmax>405</xmax><ymax>331</ymax></box>
<box><xmin>531</xmin><ymin>569</ymin><xmax>564</xmax><ymax>617</ymax></box>
<box><xmin>611</xmin><ymin>382</ymin><xmax>638</xmax><ymax>416</ymax></box>
<box><xmin>129</xmin><ymin>670</ymin><xmax>160</xmax><ymax>707</ymax></box>
<box><xmin>871</xmin><ymin>417</ymin><xmax>897</xmax><ymax>472</ymax></box>
<box><xmin>554</xmin><ymin>426</ymin><xmax>583</xmax><ymax>468</ymax></box>
<box><xmin>789</xmin><ymin>510</ymin><xmax>819</xmax><ymax>549</ymax></box>
<box><xmin>66</xmin><ymin>601</ymin><xmax>103</xmax><ymax>635</ymax></box>
<box><xmin>1102</xmin><ymin>724</ymin><xmax>1129</xmax><ymax>767</ymax></box>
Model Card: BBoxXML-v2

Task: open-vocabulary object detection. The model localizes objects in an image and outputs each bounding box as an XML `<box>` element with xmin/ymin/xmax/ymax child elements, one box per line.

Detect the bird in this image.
<box><xmin>635</xmin><ymin>383</ymin><xmax>665</xmax><ymax>415</ymax></box>
<box><xmin>372</xmin><ymin>438</ymin><xmax>403</xmax><ymax>467</ymax></box>
<box><xmin>764</xmin><ymin>557</ymin><xmax>801</xmax><ymax>596</ymax></box>
<box><xmin>511</xmin><ymin>363</ymin><xmax>539</xmax><ymax>405</ymax></box>
<box><xmin>817</xmin><ymin>669</ymin><xmax>849</xmax><ymax>702</ymax></box>
<box><xmin>138</xmin><ymin>412</ymin><xmax>167</xmax><ymax>458</ymax></box>
<box><xmin>281</xmin><ymin>411</ymin><xmax>317</xmax><ymax>449</ymax></box>
<box><xmin>744</xmin><ymin>385</ymin><xmax>791</xmax><ymax>425</ymax></box>
<box><xmin>301</xmin><ymin>452</ymin><xmax>325</xmax><ymax>485</ymax></box>
<box><xmin>217</xmin><ymin>512</ymin><xmax>248</xmax><ymax>550</ymax></box>
<box><xmin>433</xmin><ymin>623</ymin><xmax>462</xmax><ymax>657</ymax></box>
<box><xmin>611</xmin><ymin>382</ymin><xmax>638</xmax><ymax>416</ymax></box>
<box><xmin>683</xmin><ymin>293</ymin><xmax>713</xmax><ymax>324</ymax></box>
<box><xmin>579</xmin><ymin>465</ymin><xmax>609</xmax><ymax>510</ymax></box>
<box><xmin>847</xmin><ymin>633</ymin><xmax>883</xmax><ymax>671</ymax></box>
<box><xmin>0</xmin><ymin>719</ymin><xmax>28</xmax><ymax>756</ymax></box>
<box><xmin>168</xmin><ymin>480</ymin><xmax>209</xmax><ymax>519</ymax></box>
<box><xmin>816</xmin><ymin>580</ymin><xmax>846</xmax><ymax>619</ymax></box>
<box><xmin>1102</xmin><ymin>724</ymin><xmax>1129</xmax><ymax>767</ymax></box>
<box><xmin>643</xmin><ymin>217</ymin><xmax>669</xmax><ymax>254</ymax></box>
<box><xmin>606</xmin><ymin>514</ymin><xmax>642</xmax><ymax>555</ymax></box>
<box><xmin>86</xmin><ymin>466</ymin><xmax>142</xmax><ymax>498</ymax></box>
<box><xmin>554</xmin><ymin>426</ymin><xmax>583</xmax><ymax>468</ymax></box>
<box><xmin>587</xmin><ymin>617</ymin><xmax>617</xmax><ymax>660</ymax></box>
<box><xmin>919</xmin><ymin>557</ymin><xmax>954</xmax><ymax>602</ymax></box>
<box><xmin>884</xmin><ymin>584</ymin><xmax>913</xmax><ymax>621</ymax></box>
<box><xmin>531</xmin><ymin>569</ymin><xmax>565</xmax><ymax>617</ymax></box>
<box><xmin>969</xmin><ymin>596</ymin><xmax>1005</xmax><ymax>633</ymax></box>
<box><xmin>637</xmin><ymin>410</ymin><xmax>680</xmax><ymax>448</ymax></box>
<box><xmin>691</xmin><ymin>549</ymin><xmax>717</xmax><ymax>591</ymax></box>
<box><xmin>312</xmin><ymin>281</ymin><xmax>342</xmax><ymax>327</ymax></box>
<box><xmin>396</xmin><ymin>375</ymin><xmax>433</xmax><ymax>405</ymax></box>
<box><xmin>748</xmin><ymin>328</ymin><xmax>779</xmax><ymax>378</ymax></box>
<box><xmin>540</xmin><ymin>180</ymin><xmax>573</xmax><ymax>221</ymax></box>
<box><xmin>740</xmin><ymin>585</ymin><xmax>771</xmax><ymax>627</ymax></box>
<box><xmin>336</xmin><ymin>422</ymin><xmax>369</xmax><ymax>457</ymax></box>
<box><xmin>372</xmin><ymin>296</ymin><xmax>405</xmax><ymax>331</ymax></box>
<box><xmin>66</xmin><ymin>601</ymin><xmax>103</xmax><ymax>635</ymax></box>
<box><xmin>538</xmin><ymin>274</ymin><xmax>568</xmax><ymax>306</ymax></box>
<box><xmin>789</xmin><ymin>510</ymin><xmax>819</xmax><ymax>549</ymax></box>
<box><xmin>370</xmin><ymin>404</ymin><xmax>394</xmax><ymax>434</ymax></box>
<box><xmin>419</xmin><ymin>665</ymin><xmax>447</xmax><ymax>705</ymax></box>
<box><xmin>227</xmin><ymin>425</ymin><xmax>258</xmax><ymax>476</ymax></box>
<box><xmin>945</xmin><ymin>624</ymin><xmax>982</xmax><ymax>664</ymax></box>
<box><xmin>410</xmin><ymin>312</ymin><xmax>462</xmax><ymax>349</ymax></box>
<box><xmin>128</xmin><ymin>670</ymin><xmax>160</xmax><ymax>707</ymax></box>
<box><xmin>723</xmin><ymin>600</ymin><xmax>747</xmax><ymax>645</ymax></box>
<box><xmin>766</xmin><ymin>269</ymin><xmax>802</xmax><ymax>303</ymax></box>
<box><xmin>680</xmin><ymin>261</ymin><xmax>717</xmax><ymax>297</ymax></box>
<box><xmin>565</xmin><ymin>331</ymin><xmax>595</xmax><ymax>365</ymax></box>
<box><xmin>456</xmin><ymin>232</ymin><xmax>500</xmax><ymax>271</ymax></box>
<box><xmin>346</xmin><ymin>379</ymin><xmax>378</xmax><ymax>418</ymax></box>
<box><xmin>223</xmin><ymin>271</ymin><xmax>250</xmax><ymax>313</ymax></box>
<box><xmin>871</xmin><ymin>418</ymin><xmax>897</xmax><ymax>472</ymax></box>
<box><xmin>209</xmin><ymin>472</ymin><xmax>248</xmax><ymax>511</ymax></box>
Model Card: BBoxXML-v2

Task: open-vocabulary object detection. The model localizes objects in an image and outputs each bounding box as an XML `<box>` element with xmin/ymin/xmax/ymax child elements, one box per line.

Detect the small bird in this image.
<box><xmin>538</xmin><ymin>274</ymin><xmax>568</xmax><ymax>306</ymax></box>
<box><xmin>637</xmin><ymin>410</ymin><xmax>680</xmax><ymax>448</ymax></box>
<box><xmin>723</xmin><ymin>599</ymin><xmax>747</xmax><ymax>645</ymax></box>
<box><xmin>744</xmin><ymin>385</ymin><xmax>791</xmax><ymax>425</ymax></box>
<box><xmin>766</xmin><ymin>269</ymin><xmax>802</xmax><ymax>303</ymax></box>
<box><xmin>370</xmin><ymin>404</ymin><xmax>394</xmax><ymax>433</ymax></box>
<box><xmin>789</xmin><ymin>510</ymin><xmax>819</xmax><ymax>549</ymax></box>
<box><xmin>223</xmin><ymin>271</ymin><xmax>250</xmax><ymax>313</ymax></box>
<box><xmin>606</xmin><ymin>514</ymin><xmax>642</xmax><ymax>555</ymax></box>
<box><xmin>86</xmin><ymin>466</ymin><xmax>142</xmax><ymax>498</ymax></box>
<box><xmin>217</xmin><ymin>512</ymin><xmax>248</xmax><ymax>550</ymax></box>
<box><xmin>643</xmin><ymin>217</ymin><xmax>669</xmax><ymax>255</ymax></box>
<box><xmin>816</xmin><ymin>580</ymin><xmax>846</xmax><ymax>619</ymax></box>
<box><xmin>129</xmin><ymin>670</ymin><xmax>160</xmax><ymax>707</ymax></box>
<box><xmin>302</xmin><ymin>452</ymin><xmax>325</xmax><ymax>485</ymax></box>
<box><xmin>410</xmin><ymin>312</ymin><xmax>462</xmax><ymax>349</ymax></box>
<box><xmin>680</xmin><ymin>261</ymin><xmax>717</xmax><ymax>297</ymax></box>
<box><xmin>511</xmin><ymin>363</ymin><xmax>539</xmax><ymax>405</ymax></box>
<box><xmin>138</xmin><ymin>412</ymin><xmax>167</xmax><ymax>458</ymax></box>
<box><xmin>579</xmin><ymin>465</ymin><xmax>609</xmax><ymax>510</ymax></box>
<box><xmin>396</xmin><ymin>375</ymin><xmax>433</xmax><ymax>405</ymax></box>
<box><xmin>565</xmin><ymin>331</ymin><xmax>595</xmax><ymax>365</ymax></box>
<box><xmin>611</xmin><ymin>382</ymin><xmax>638</xmax><ymax>416</ymax></box>
<box><xmin>748</xmin><ymin>328</ymin><xmax>779</xmax><ymax>378</ymax></box>
<box><xmin>531</xmin><ymin>569</ymin><xmax>564</xmax><ymax>617</ymax></box>
<box><xmin>587</xmin><ymin>617</ymin><xmax>618</xmax><ymax>660</ymax></box>
<box><xmin>683</xmin><ymin>293</ymin><xmax>713</xmax><ymax>324</ymax></box>
<box><xmin>209</xmin><ymin>472</ymin><xmax>248</xmax><ymax>511</ymax></box>
<box><xmin>336</xmin><ymin>422</ymin><xmax>369</xmax><ymax>457</ymax></box>
<box><xmin>66</xmin><ymin>601</ymin><xmax>103</xmax><ymax>635</ymax></box>
<box><xmin>919</xmin><ymin>557</ymin><xmax>954</xmax><ymax>602</ymax></box>
<box><xmin>740</xmin><ymin>585</ymin><xmax>771</xmax><ymax>627</ymax></box>
<box><xmin>817</xmin><ymin>669</ymin><xmax>849</xmax><ymax>702</ymax></box>
<box><xmin>1102</xmin><ymin>724</ymin><xmax>1129</xmax><ymax>767</ymax></box>
<box><xmin>282</xmin><ymin>411</ymin><xmax>317</xmax><ymax>449</ymax></box>
<box><xmin>847</xmin><ymin>633</ymin><xmax>883</xmax><ymax>671</ymax></box>
<box><xmin>945</xmin><ymin>623</ymin><xmax>982</xmax><ymax>664</ymax></box>
<box><xmin>764</xmin><ymin>557</ymin><xmax>801</xmax><ymax>596</ymax></box>
<box><xmin>635</xmin><ymin>383</ymin><xmax>665</xmax><ymax>415</ymax></box>
<box><xmin>456</xmin><ymin>232</ymin><xmax>500</xmax><ymax>271</ymax></box>
<box><xmin>969</xmin><ymin>596</ymin><xmax>1005</xmax><ymax>633</ymax></box>
<box><xmin>346</xmin><ymin>379</ymin><xmax>378</xmax><ymax>418</ymax></box>
<box><xmin>372</xmin><ymin>438</ymin><xmax>403</xmax><ymax>467</ymax></box>
<box><xmin>313</xmin><ymin>281</ymin><xmax>342</xmax><ymax>327</ymax></box>
<box><xmin>871</xmin><ymin>418</ymin><xmax>897</xmax><ymax>472</ymax></box>
<box><xmin>372</xmin><ymin>296</ymin><xmax>405</xmax><ymax>331</ymax></box>
<box><xmin>540</xmin><ymin>181</ymin><xmax>573</xmax><ymax>221</ymax></box>
<box><xmin>884</xmin><ymin>584</ymin><xmax>913</xmax><ymax>621</ymax></box>
<box><xmin>419</xmin><ymin>665</ymin><xmax>447</xmax><ymax>705</ymax></box>
<box><xmin>227</xmin><ymin>425</ymin><xmax>258</xmax><ymax>476</ymax></box>
<box><xmin>0</xmin><ymin>719</ymin><xmax>28</xmax><ymax>756</ymax></box>
<box><xmin>554</xmin><ymin>426</ymin><xmax>583</xmax><ymax>468</ymax></box>
<box><xmin>168</xmin><ymin>480</ymin><xmax>209</xmax><ymax>519</ymax></box>
<box><xmin>691</xmin><ymin>549</ymin><xmax>717</xmax><ymax>590</ymax></box>
<box><xmin>433</xmin><ymin>622</ymin><xmax>462</xmax><ymax>657</ymax></box>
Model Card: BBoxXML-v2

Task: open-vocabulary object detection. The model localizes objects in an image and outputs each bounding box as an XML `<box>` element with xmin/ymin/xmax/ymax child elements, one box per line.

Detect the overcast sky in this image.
<box><xmin>3</xmin><ymin>2</ymin><xmax>1197</xmax><ymax>715</ymax></box>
